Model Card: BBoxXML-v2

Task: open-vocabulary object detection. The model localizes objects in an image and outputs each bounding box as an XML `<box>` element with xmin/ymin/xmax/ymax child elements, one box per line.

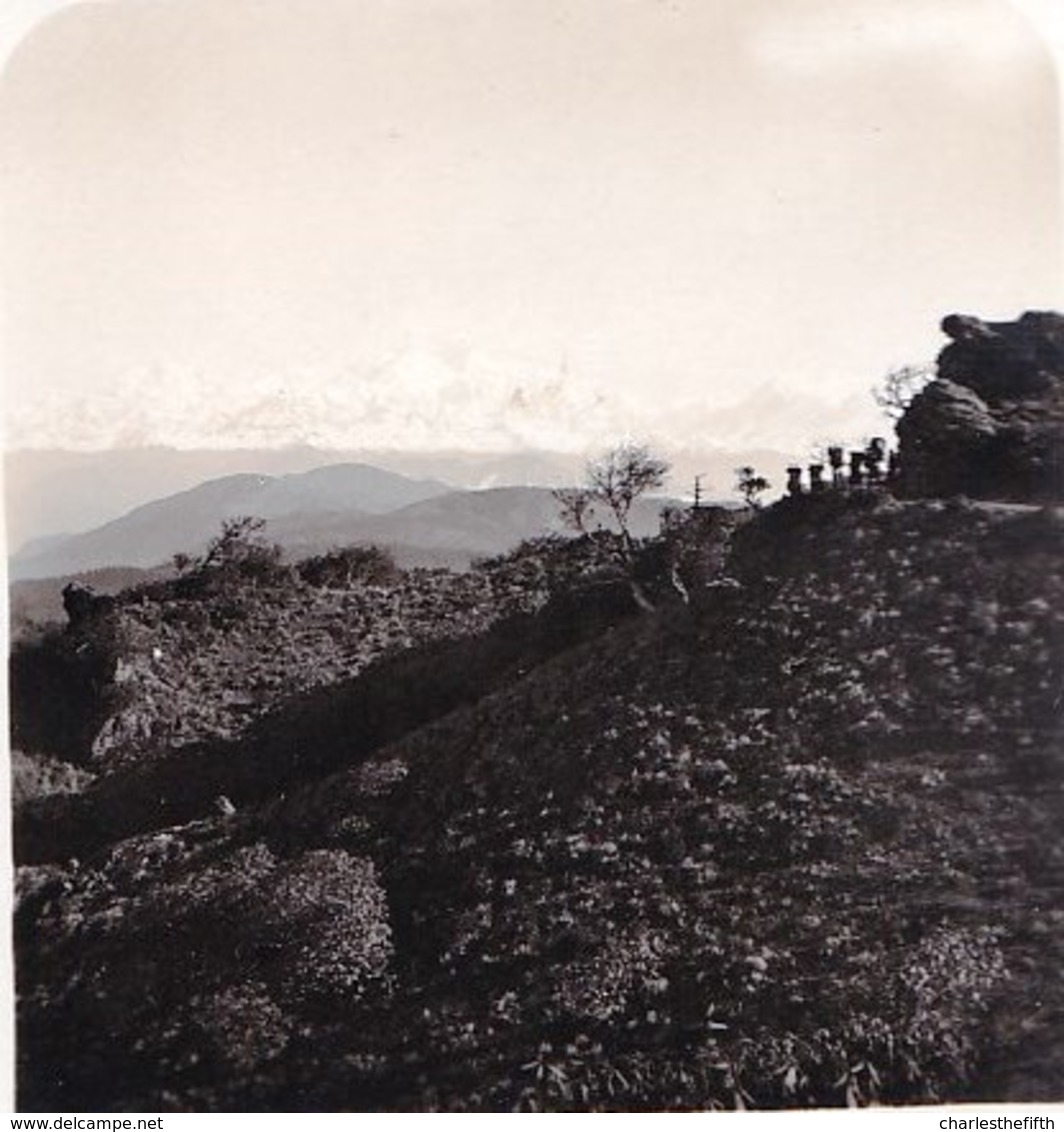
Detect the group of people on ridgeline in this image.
<box><xmin>785</xmin><ymin>439</ymin><xmax>899</xmax><ymax>498</ymax></box>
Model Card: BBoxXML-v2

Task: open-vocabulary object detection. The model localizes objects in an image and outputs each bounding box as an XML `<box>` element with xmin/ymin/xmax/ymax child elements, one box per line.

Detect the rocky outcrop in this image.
<box><xmin>61</xmin><ymin>582</ymin><xmax>116</xmax><ymax>625</ymax></box>
<box><xmin>897</xmin><ymin>312</ymin><xmax>1064</xmax><ymax>501</ymax></box>
<box><xmin>895</xmin><ymin>379</ymin><xmax>998</xmax><ymax>498</ymax></box>
<box><xmin>11</xmin><ymin>566</ymin><xmax>550</xmax><ymax>775</ymax></box>
<box><xmin>939</xmin><ymin>312</ymin><xmax>1064</xmax><ymax>400</ymax></box>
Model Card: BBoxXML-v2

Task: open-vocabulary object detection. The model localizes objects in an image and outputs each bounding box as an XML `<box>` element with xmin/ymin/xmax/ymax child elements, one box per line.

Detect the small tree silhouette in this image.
<box><xmin>177</xmin><ymin>516</ymin><xmax>286</xmax><ymax>591</ymax></box>
<box><xmin>736</xmin><ymin>466</ymin><xmax>770</xmax><ymax>509</ymax></box>
<box><xmin>554</xmin><ymin>441</ymin><xmax>670</xmax><ymax>611</ymax></box>
<box><xmin>203</xmin><ymin>516</ymin><xmax>271</xmax><ymax>568</ymax></box>
<box><xmin>872</xmin><ymin>364</ymin><xmax>933</xmax><ymax>422</ymax></box>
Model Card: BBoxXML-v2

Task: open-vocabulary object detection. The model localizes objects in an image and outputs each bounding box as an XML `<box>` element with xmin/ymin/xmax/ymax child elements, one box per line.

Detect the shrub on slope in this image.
<box><xmin>17</xmin><ymin>820</ymin><xmax>393</xmax><ymax>1111</ymax></box>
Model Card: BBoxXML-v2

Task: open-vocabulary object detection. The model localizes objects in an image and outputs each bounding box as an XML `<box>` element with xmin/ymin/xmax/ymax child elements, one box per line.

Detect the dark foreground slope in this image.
<box><xmin>15</xmin><ymin>495</ymin><xmax>1064</xmax><ymax>1110</ymax></box>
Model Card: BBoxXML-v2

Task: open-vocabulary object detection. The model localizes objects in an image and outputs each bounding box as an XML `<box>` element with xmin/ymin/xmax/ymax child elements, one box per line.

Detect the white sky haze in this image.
<box><xmin>0</xmin><ymin>0</ymin><xmax>1060</xmax><ymax>454</ymax></box>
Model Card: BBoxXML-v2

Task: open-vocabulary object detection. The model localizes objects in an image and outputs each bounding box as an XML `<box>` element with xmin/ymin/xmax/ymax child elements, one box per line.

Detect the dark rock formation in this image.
<box><xmin>896</xmin><ymin>379</ymin><xmax>998</xmax><ymax>498</ymax></box>
<box><xmin>61</xmin><ymin>582</ymin><xmax>114</xmax><ymax>625</ymax></box>
<box><xmin>939</xmin><ymin>311</ymin><xmax>1064</xmax><ymax>400</ymax></box>
<box><xmin>897</xmin><ymin>312</ymin><xmax>1064</xmax><ymax>501</ymax></box>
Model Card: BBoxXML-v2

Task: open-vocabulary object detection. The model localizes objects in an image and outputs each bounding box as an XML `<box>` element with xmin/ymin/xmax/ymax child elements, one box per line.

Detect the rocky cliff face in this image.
<box><xmin>897</xmin><ymin>312</ymin><xmax>1064</xmax><ymax>501</ymax></box>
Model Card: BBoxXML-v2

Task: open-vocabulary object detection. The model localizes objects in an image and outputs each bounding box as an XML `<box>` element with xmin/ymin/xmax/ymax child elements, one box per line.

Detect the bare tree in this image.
<box><xmin>872</xmin><ymin>364</ymin><xmax>934</xmax><ymax>422</ymax></box>
<box><xmin>554</xmin><ymin>442</ymin><xmax>670</xmax><ymax>611</ymax></box>
<box><xmin>553</xmin><ymin>486</ymin><xmax>597</xmax><ymax>539</ymax></box>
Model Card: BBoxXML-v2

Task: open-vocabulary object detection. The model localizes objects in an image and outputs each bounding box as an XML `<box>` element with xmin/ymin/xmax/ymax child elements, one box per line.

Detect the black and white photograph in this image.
<box><xmin>3</xmin><ymin>0</ymin><xmax>1063</xmax><ymax>1113</ymax></box>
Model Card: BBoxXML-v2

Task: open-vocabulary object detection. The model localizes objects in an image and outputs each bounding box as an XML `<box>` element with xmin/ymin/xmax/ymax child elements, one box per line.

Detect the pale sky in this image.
<box><xmin>0</xmin><ymin>0</ymin><xmax>1061</xmax><ymax>454</ymax></box>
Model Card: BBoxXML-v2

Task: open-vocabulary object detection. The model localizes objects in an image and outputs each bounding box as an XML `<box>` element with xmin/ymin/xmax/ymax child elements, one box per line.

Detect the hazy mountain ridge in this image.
<box><xmin>10</xmin><ymin>468</ymin><xmax>669</xmax><ymax>580</ymax></box>
<box><xmin>6</xmin><ymin>443</ymin><xmax>781</xmax><ymax>552</ymax></box>
<box><xmin>8</xmin><ymin>463</ymin><xmax>444</xmax><ymax>578</ymax></box>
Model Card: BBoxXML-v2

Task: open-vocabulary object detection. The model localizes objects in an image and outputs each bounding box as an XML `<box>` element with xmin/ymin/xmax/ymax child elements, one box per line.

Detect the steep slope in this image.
<box><xmin>15</xmin><ymin>495</ymin><xmax>1064</xmax><ymax>1110</ymax></box>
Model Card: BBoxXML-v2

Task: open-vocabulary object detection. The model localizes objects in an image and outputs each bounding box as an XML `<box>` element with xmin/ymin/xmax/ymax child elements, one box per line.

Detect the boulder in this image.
<box><xmin>896</xmin><ymin>380</ymin><xmax>997</xmax><ymax>498</ymax></box>
<box><xmin>939</xmin><ymin>311</ymin><xmax>1064</xmax><ymax>401</ymax></box>
<box><xmin>897</xmin><ymin>312</ymin><xmax>1064</xmax><ymax>501</ymax></box>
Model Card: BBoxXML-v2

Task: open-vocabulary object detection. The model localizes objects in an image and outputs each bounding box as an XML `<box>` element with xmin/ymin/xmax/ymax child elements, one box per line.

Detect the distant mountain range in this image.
<box><xmin>5</xmin><ymin>444</ymin><xmax>793</xmax><ymax>553</ymax></box>
<box><xmin>8</xmin><ymin>462</ymin><xmax>670</xmax><ymax>580</ymax></box>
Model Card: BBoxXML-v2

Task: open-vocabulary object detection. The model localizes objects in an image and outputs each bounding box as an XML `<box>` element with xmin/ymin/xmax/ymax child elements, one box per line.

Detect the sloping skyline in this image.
<box><xmin>1</xmin><ymin>0</ymin><xmax>1061</xmax><ymax>454</ymax></box>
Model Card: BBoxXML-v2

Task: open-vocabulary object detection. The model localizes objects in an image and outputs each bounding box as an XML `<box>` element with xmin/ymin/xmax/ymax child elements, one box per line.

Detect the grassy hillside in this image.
<box><xmin>13</xmin><ymin>492</ymin><xmax>1063</xmax><ymax>1110</ymax></box>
